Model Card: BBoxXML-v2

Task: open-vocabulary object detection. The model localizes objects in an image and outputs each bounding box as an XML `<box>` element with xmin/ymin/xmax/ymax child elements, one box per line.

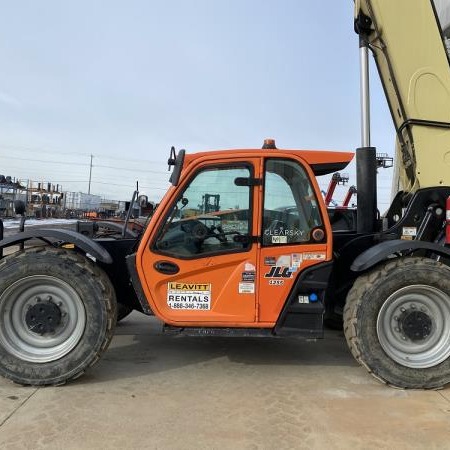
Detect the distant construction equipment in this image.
<box><xmin>0</xmin><ymin>175</ymin><xmax>27</xmax><ymax>217</ymax></box>
<box><xmin>0</xmin><ymin>176</ymin><xmax>128</xmax><ymax>219</ymax></box>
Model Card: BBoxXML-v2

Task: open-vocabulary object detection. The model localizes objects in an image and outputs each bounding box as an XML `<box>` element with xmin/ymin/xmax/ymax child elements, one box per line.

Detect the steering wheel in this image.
<box><xmin>189</xmin><ymin>221</ymin><xmax>209</xmax><ymax>240</ymax></box>
<box><xmin>177</xmin><ymin>220</ymin><xmax>210</xmax><ymax>253</ymax></box>
<box><xmin>182</xmin><ymin>220</ymin><xmax>241</xmax><ymax>246</ymax></box>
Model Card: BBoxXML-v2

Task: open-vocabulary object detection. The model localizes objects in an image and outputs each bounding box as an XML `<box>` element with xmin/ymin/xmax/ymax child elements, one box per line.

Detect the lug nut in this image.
<box><xmin>35</xmin><ymin>297</ymin><xmax>41</xmax><ymax>303</ymax></box>
<box><xmin>47</xmin><ymin>295</ymin><xmax>52</xmax><ymax>301</ymax></box>
<box><xmin>411</xmin><ymin>304</ymin><xmax>416</xmax><ymax>309</ymax></box>
<box><xmin>400</xmin><ymin>307</ymin><xmax>406</xmax><ymax>313</ymax></box>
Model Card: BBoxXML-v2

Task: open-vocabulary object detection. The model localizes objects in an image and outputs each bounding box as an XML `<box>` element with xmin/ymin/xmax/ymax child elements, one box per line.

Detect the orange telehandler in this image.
<box><xmin>1</xmin><ymin>0</ymin><xmax>450</xmax><ymax>388</ymax></box>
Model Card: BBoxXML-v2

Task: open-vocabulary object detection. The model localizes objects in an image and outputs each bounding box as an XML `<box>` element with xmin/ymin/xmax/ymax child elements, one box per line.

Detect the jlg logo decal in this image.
<box><xmin>264</xmin><ymin>266</ymin><xmax>293</xmax><ymax>278</ymax></box>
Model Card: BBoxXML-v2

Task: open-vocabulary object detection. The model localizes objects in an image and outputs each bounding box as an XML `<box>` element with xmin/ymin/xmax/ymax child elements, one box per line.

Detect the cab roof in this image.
<box><xmin>183</xmin><ymin>148</ymin><xmax>354</xmax><ymax>176</ymax></box>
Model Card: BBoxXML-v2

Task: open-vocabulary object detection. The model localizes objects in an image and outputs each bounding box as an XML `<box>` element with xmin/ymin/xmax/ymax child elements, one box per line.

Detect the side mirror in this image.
<box><xmin>169</xmin><ymin>149</ymin><xmax>186</xmax><ymax>186</ymax></box>
<box><xmin>14</xmin><ymin>200</ymin><xmax>26</xmax><ymax>216</ymax></box>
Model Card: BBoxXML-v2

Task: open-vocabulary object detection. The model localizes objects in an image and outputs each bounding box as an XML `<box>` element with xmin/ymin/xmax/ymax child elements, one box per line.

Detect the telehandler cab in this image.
<box><xmin>1</xmin><ymin>0</ymin><xmax>450</xmax><ymax>388</ymax></box>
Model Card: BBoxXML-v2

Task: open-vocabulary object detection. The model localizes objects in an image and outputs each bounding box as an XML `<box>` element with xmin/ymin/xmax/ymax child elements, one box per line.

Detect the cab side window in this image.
<box><xmin>263</xmin><ymin>159</ymin><xmax>322</xmax><ymax>246</ymax></box>
<box><xmin>154</xmin><ymin>165</ymin><xmax>252</xmax><ymax>258</ymax></box>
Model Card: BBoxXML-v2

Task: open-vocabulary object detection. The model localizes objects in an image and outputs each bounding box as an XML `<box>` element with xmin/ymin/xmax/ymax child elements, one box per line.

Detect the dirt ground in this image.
<box><xmin>0</xmin><ymin>312</ymin><xmax>449</xmax><ymax>450</ymax></box>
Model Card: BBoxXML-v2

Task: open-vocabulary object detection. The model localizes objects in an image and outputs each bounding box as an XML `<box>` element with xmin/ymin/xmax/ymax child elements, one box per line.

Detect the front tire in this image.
<box><xmin>344</xmin><ymin>257</ymin><xmax>450</xmax><ymax>389</ymax></box>
<box><xmin>0</xmin><ymin>247</ymin><xmax>117</xmax><ymax>386</ymax></box>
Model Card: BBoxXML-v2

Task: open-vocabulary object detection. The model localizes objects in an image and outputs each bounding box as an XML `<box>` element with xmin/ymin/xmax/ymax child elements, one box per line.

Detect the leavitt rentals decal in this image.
<box><xmin>167</xmin><ymin>282</ymin><xmax>211</xmax><ymax>310</ymax></box>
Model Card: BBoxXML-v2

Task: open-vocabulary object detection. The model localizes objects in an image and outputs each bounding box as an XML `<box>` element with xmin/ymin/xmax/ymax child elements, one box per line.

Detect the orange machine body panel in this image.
<box><xmin>136</xmin><ymin>148</ymin><xmax>353</xmax><ymax>328</ymax></box>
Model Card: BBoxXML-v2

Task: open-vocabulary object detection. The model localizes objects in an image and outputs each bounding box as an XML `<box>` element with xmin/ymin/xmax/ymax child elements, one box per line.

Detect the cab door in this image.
<box><xmin>257</xmin><ymin>157</ymin><xmax>332</xmax><ymax>323</ymax></box>
<box><xmin>139</xmin><ymin>158</ymin><xmax>261</xmax><ymax>326</ymax></box>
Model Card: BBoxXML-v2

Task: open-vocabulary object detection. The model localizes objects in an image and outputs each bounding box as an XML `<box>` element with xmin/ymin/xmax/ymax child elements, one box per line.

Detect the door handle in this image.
<box><xmin>154</xmin><ymin>261</ymin><xmax>180</xmax><ymax>275</ymax></box>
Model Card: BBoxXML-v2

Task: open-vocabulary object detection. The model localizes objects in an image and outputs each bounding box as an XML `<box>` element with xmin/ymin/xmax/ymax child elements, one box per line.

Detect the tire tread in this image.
<box><xmin>0</xmin><ymin>247</ymin><xmax>116</xmax><ymax>386</ymax></box>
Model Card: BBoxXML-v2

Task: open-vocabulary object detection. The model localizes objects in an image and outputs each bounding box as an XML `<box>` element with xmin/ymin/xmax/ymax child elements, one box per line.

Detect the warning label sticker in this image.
<box><xmin>402</xmin><ymin>227</ymin><xmax>417</xmax><ymax>237</ymax></box>
<box><xmin>244</xmin><ymin>262</ymin><xmax>256</xmax><ymax>271</ymax></box>
<box><xmin>272</xmin><ymin>235</ymin><xmax>288</xmax><ymax>244</ymax></box>
<box><xmin>303</xmin><ymin>252</ymin><xmax>326</xmax><ymax>261</ymax></box>
<box><xmin>291</xmin><ymin>253</ymin><xmax>303</xmax><ymax>268</ymax></box>
<box><xmin>239</xmin><ymin>282</ymin><xmax>255</xmax><ymax>294</ymax></box>
<box><xmin>167</xmin><ymin>282</ymin><xmax>211</xmax><ymax>310</ymax></box>
<box><xmin>242</xmin><ymin>271</ymin><xmax>256</xmax><ymax>282</ymax></box>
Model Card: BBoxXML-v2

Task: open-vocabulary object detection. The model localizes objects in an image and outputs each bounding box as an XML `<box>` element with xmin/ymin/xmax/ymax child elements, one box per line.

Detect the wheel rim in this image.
<box><xmin>377</xmin><ymin>284</ymin><xmax>450</xmax><ymax>369</ymax></box>
<box><xmin>0</xmin><ymin>275</ymin><xmax>86</xmax><ymax>363</ymax></box>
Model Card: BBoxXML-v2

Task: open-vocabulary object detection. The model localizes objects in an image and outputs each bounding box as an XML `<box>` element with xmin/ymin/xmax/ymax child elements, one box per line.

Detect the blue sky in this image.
<box><xmin>0</xmin><ymin>0</ymin><xmax>394</xmax><ymax>208</ymax></box>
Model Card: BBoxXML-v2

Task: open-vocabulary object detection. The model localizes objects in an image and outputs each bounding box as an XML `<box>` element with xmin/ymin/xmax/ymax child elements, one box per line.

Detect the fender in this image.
<box><xmin>0</xmin><ymin>228</ymin><xmax>113</xmax><ymax>264</ymax></box>
<box><xmin>351</xmin><ymin>239</ymin><xmax>450</xmax><ymax>272</ymax></box>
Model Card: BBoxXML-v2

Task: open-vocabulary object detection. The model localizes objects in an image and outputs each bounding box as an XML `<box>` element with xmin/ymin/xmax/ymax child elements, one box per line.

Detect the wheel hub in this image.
<box><xmin>0</xmin><ymin>274</ymin><xmax>87</xmax><ymax>363</ymax></box>
<box><xmin>25</xmin><ymin>300</ymin><xmax>62</xmax><ymax>335</ymax></box>
<box><xmin>377</xmin><ymin>284</ymin><xmax>450</xmax><ymax>369</ymax></box>
<box><xmin>398</xmin><ymin>309</ymin><xmax>432</xmax><ymax>342</ymax></box>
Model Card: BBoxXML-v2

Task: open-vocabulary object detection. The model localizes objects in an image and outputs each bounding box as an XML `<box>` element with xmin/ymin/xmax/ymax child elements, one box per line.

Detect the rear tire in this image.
<box><xmin>0</xmin><ymin>247</ymin><xmax>116</xmax><ymax>386</ymax></box>
<box><xmin>344</xmin><ymin>257</ymin><xmax>450</xmax><ymax>389</ymax></box>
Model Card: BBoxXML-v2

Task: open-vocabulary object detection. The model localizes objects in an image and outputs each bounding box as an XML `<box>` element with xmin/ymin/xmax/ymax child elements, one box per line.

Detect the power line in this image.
<box><xmin>0</xmin><ymin>155</ymin><xmax>90</xmax><ymax>166</ymax></box>
<box><xmin>44</xmin><ymin>179</ymin><xmax>169</xmax><ymax>191</ymax></box>
<box><xmin>0</xmin><ymin>143</ymin><xmax>169</xmax><ymax>165</ymax></box>
<box><xmin>0</xmin><ymin>154</ymin><xmax>168</xmax><ymax>176</ymax></box>
<box><xmin>90</xmin><ymin>180</ymin><xmax>168</xmax><ymax>190</ymax></box>
<box><xmin>0</xmin><ymin>144</ymin><xmax>89</xmax><ymax>158</ymax></box>
<box><xmin>93</xmin><ymin>153</ymin><xmax>167</xmax><ymax>165</ymax></box>
<box><xmin>93</xmin><ymin>164</ymin><xmax>166</xmax><ymax>174</ymax></box>
<box><xmin>49</xmin><ymin>176</ymin><xmax>169</xmax><ymax>186</ymax></box>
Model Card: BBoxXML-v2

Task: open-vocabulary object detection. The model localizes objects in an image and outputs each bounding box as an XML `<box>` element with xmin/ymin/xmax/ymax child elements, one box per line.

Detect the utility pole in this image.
<box><xmin>88</xmin><ymin>154</ymin><xmax>93</xmax><ymax>194</ymax></box>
